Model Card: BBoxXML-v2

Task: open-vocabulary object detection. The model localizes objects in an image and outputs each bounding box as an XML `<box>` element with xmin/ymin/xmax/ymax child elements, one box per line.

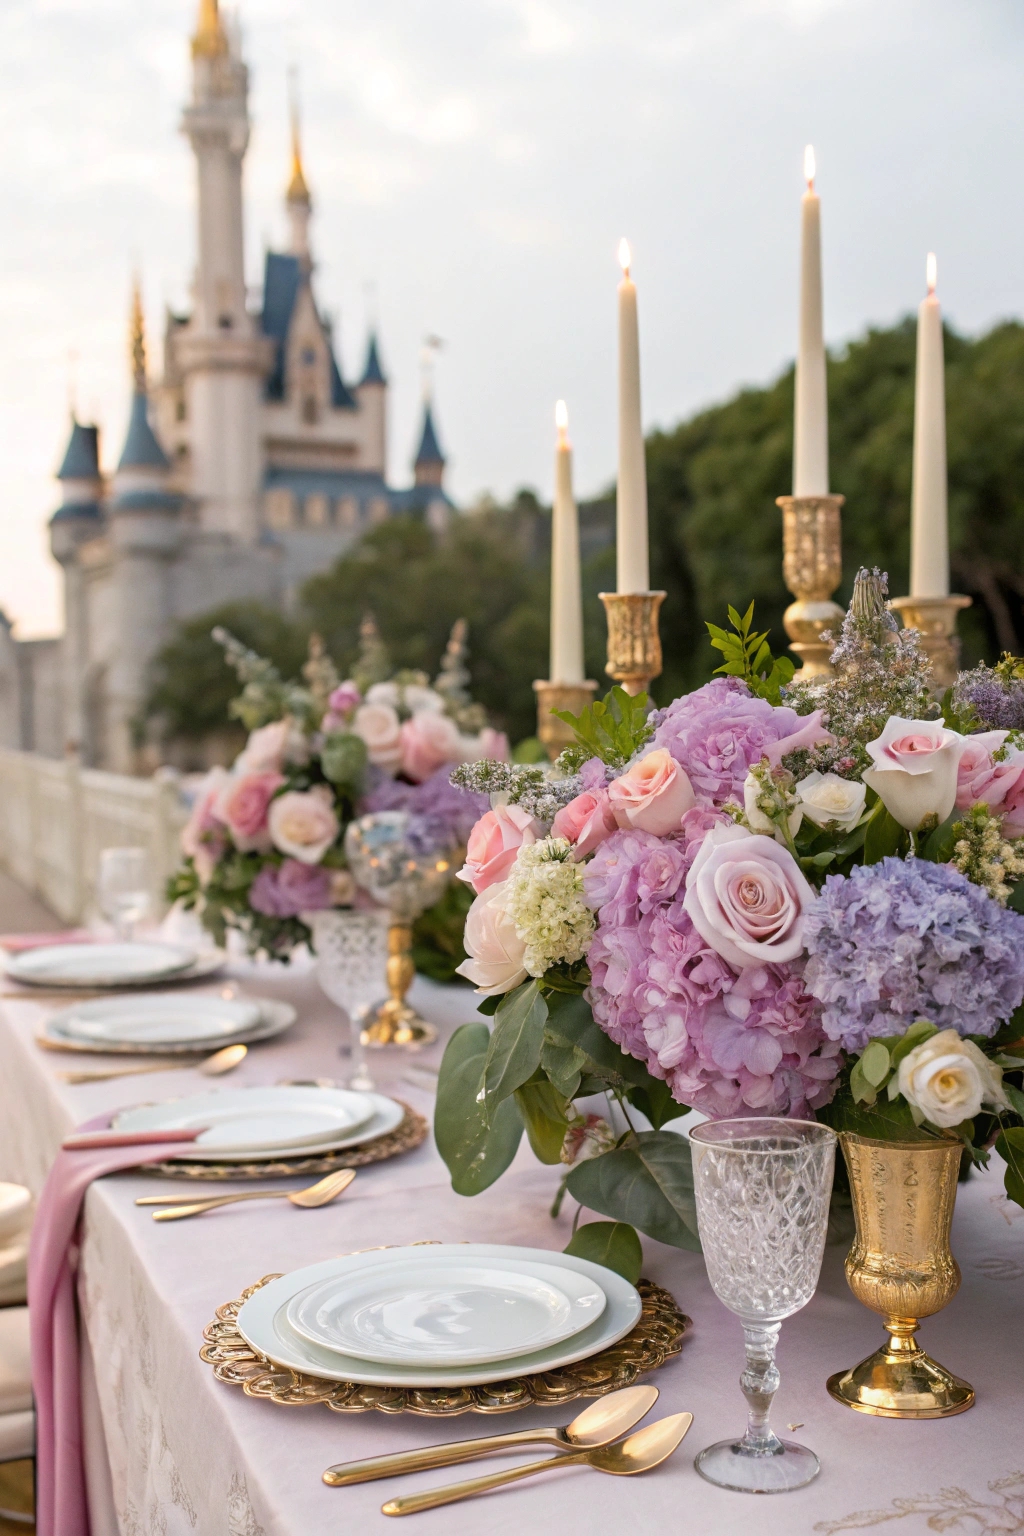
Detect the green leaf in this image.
<box><xmin>849</xmin><ymin>1056</ymin><xmax>877</xmax><ymax>1106</ymax></box>
<box><xmin>888</xmin><ymin>1019</ymin><xmax>939</xmax><ymax>1066</ymax></box>
<box><xmin>1002</xmin><ymin>1081</ymin><xmax>1024</xmax><ymax>1119</ymax></box>
<box><xmin>919</xmin><ymin>810</ymin><xmax>960</xmax><ymax>864</ymax></box>
<box><xmin>483</xmin><ymin>981</ymin><xmax>548</xmax><ymax>1119</ymax></box>
<box><xmin>818</xmin><ymin>1081</ymin><xmax>936</xmax><ymax>1142</ymax></box>
<box><xmin>515</xmin><ymin>1080</ymin><xmax>570</xmax><ymax>1165</ymax></box>
<box><xmin>863</xmin><ymin>803</ymin><xmax>908</xmax><ymax>864</ymax></box>
<box><xmin>626</xmin><ymin>1077</ymin><xmax>691</xmax><ymax>1130</ymax></box>
<box><xmin>540</xmin><ymin>1035</ymin><xmax>586</xmax><ymax>1100</ymax></box>
<box><xmin>551</xmin><ymin>686</ymin><xmax>653</xmax><ymax>769</ymax></box>
<box><xmin>434</xmin><ymin>1023</ymin><xmax>523</xmax><ymax>1195</ymax></box>
<box><xmin>995</xmin><ymin>1127</ymin><xmax>1024</xmax><ymax>1208</ymax></box>
<box><xmin>565</xmin><ymin>1131</ymin><xmax>702</xmax><ymax>1251</ymax></box>
<box><xmin>563</xmin><ymin>1222</ymin><xmax>643</xmax><ymax>1284</ymax></box>
<box><xmin>861</xmin><ymin>1041</ymin><xmax>891</xmax><ymax>1088</ymax></box>
<box><xmin>1008</xmin><ymin>879</ymin><xmax>1024</xmax><ymax>915</ymax></box>
<box><xmin>319</xmin><ymin>730</ymin><xmax>367</xmax><ymax>792</ymax></box>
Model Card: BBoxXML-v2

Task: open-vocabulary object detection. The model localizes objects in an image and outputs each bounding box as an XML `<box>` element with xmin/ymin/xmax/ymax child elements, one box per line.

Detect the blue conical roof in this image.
<box><xmin>414</xmin><ymin>402</ymin><xmax>444</xmax><ymax>466</ymax></box>
<box><xmin>118</xmin><ymin>391</ymin><xmax>169</xmax><ymax>471</ymax></box>
<box><xmin>57</xmin><ymin>420</ymin><xmax>100</xmax><ymax>481</ymax></box>
<box><xmin>360</xmin><ymin>333</ymin><xmax>386</xmax><ymax>386</ymax></box>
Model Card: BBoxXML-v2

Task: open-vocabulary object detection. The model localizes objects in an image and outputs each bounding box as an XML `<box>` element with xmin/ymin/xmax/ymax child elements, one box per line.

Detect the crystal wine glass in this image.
<box><xmin>689</xmin><ymin>1117</ymin><xmax>836</xmax><ymax>1493</ymax></box>
<box><xmin>307</xmin><ymin>909</ymin><xmax>391</xmax><ymax>1092</ymax></box>
<box><xmin>97</xmin><ymin>846</ymin><xmax>151</xmax><ymax>941</ymax></box>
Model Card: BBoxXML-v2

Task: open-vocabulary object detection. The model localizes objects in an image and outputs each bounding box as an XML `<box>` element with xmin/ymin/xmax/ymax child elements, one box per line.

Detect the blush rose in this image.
<box><xmin>353</xmin><ymin>702</ymin><xmax>403</xmax><ymax>771</ymax></box>
<box><xmin>399</xmin><ymin>712</ymin><xmax>464</xmax><ymax>783</ymax></box>
<box><xmin>552</xmin><ymin>789</ymin><xmax>618</xmax><ymax>860</ymax></box>
<box><xmin>180</xmin><ymin>766</ymin><xmax>230</xmax><ymax>883</ymax></box>
<box><xmin>683</xmin><ymin>823</ymin><xmax>815</xmax><ymax>970</ymax></box>
<box><xmin>455</xmin><ymin>881</ymin><xmax>529</xmax><ymax>995</ymax></box>
<box><xmin>268</xmin><ymin>785</ymin><xmax>339</xmax><ymax>864</ymax></box>
<box><xmin>214</xmin><ymin>770</ymin><xmax>285</xmax><ymax>853</ymax></box>
<box><xmin>458</xmin><ymin>804</ymin><xmax>539</xmax><ymax>893</ymax></box>
<box><xmin>608</xmin><ymin>748</ymin><xmax>696</xmax><ymax>836</ymax></box>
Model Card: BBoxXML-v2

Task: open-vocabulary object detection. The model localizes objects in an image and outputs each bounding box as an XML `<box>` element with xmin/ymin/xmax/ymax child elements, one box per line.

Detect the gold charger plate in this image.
<box><xmin>200</xmin><ymin>1270</ymin><xmax>690</xmax><ymax>1417</ymax></box>
<box><xmin>144</xmin><ymin>1104</ymin><xmax>427</xmax><ymax>1180</ymax></box>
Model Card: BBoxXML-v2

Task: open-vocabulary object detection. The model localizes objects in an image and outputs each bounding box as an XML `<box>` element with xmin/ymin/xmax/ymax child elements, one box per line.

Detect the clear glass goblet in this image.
<box><xmin>307</xmin><ymin>909</ymin><xmax>390</xmax><ymax>1092</ymax></box>
<box><xmin>689</xmin><ymin>1117</ymin><xmax>836</xmax><ymax>1494</ymax></box>
<box><xmin>97</xmin><ymin>846</ymin><xmax>151</xmax><ymax>941</ymax></box>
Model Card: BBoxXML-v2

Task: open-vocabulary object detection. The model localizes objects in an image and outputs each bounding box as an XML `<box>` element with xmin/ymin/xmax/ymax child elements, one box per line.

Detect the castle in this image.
<box><xmin>0</xmin><ymin>0</ymin><xmax>451</xmax><ymax>773</ymax></box>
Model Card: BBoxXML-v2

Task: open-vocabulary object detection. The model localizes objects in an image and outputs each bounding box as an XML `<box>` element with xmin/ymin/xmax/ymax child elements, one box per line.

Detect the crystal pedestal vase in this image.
<box><xmin>826</xmin><ymin>1133</ymin><xmax>975</xmax><ymax>1418</ymax></box>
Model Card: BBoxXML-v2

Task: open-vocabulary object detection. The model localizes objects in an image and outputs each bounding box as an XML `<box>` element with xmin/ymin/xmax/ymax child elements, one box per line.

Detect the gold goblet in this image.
<box><xmin>827</xmin><ymin>1132</ymin><xmax>975</xmax><ymax>1418</ymax></box>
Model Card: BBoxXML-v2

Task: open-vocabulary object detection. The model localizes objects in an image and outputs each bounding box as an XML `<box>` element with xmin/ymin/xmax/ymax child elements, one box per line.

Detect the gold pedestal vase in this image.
<box><xmin>887</xmin><ymin>595</ymin><xmax>973</xmax><ymax>689</ymax></box>
<box><xmin>598</xmin><ymin>591</ymin><xmax>666</xmax><ymax>697</ymax></box>
<box><xmin>532</xmin><ymin>680</ymin><xmax>599</xmax><ymax>760</ymax></box>
<box><xmin>777</xmin><ymin>494</ymin><xmax>845</xmax><ymax>677</ymax></box>
<box><xmin>361</xmin><ymin>920</ymin><xmax>437</xmax><ymax>1050</ymax></box>
<box><xmin>827</xmin><ymin>1133</ymin><xmax>975</xmax><ymax>1418</ymax></box>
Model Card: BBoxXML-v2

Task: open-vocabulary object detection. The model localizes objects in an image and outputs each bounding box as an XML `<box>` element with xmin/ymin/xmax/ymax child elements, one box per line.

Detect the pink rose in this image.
<box><xmin>353</xmin><ymin>702</ymin><xmax>402</xmax><ymax>771</ymax></box>
<box><xmin>328</xmin><ymin>681</ymin><xmax>362</xmax><ymax>715</ymax></box>
<box><xmin>455</xmin><ymin>881</ymin><xmax>529</xmax><ymax>995</ymax></box>
<box><xmin>998</xmin><ymin>749</ymin><xmax>1024</xmax><ymax>836</ymax></box>
<box><xmin>863</xmin><ymin>716</ymin><xmax>965</xmax><ymax>830</ymax></box>
<box><xmin>552</xmin><ymin>790</ymin><xmax>618</xmax><ymax>860</ymax></box>
<box><xmin>475</xmin><ymin>727</ymin><xmax>511</xmax><ymax>762</ymax></box>
<box><xmin>954</xmin><ymin>730</ymin><xmax>1024</xmax><ymax>814</ymax></box>
<box><xmin>399</xmin><ymin>711</ymin><xmax>463</xmax><ymax>783</ymax></box>
<box><xmin>683</xmin><ymin>823</ymin><xmax>815</xmax><ymax>970</ymax></box>
<box><xmin>214</xmin><ymin>770</ymin><xmax>285</xmax><ymax>853</ymax></box>
<box><xmin>763</xmin><ymin>709</ymin><xmax>834</xmax><ymax>767</ymax></box>
<box><xmin>608</xmin><ymin>748</ymin><xmax>696</xmax><ymax>835</ymax></box>
<box><xmin>268</xmin><ymin>785</ymin><xmax>339</xmax><ymax>864</ymax></box>
<box><xmin>457</xmin><ymin>804</ymin><xmax>539</xmax><ymax>893</ymax></box>
<box><xmin>234</xmin><ymin>719</ymin><xmax>292</xmax><ymax>775</ymax></box>
<box><xmin>181</xmin><ymin>766</ymin><xmax>229</xmax><ymax>884</ymax></box>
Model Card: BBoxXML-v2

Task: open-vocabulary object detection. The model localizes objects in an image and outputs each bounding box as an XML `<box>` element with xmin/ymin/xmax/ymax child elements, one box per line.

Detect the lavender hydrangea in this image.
<box><xmin>365</xmin><ymin>766</ymin><xmax>488</xmax><ymax>849</ymax></box>
<box><xmin>583</xmin><ymin>817</ymin><xmax>841</xmax><ymax>1119</ymax></box>
<box><xmin>249</xmin><ymin>859</ymin><xmax>332</xmax><ymax>917</ymax></box>
<box><xmin>803</xmin><ymin>856</ymin><xmax>1024</xmax><ymax>1050</ymax></box>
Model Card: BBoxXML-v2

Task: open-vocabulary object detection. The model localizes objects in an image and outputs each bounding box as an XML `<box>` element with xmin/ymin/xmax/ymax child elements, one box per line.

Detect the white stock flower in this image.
<box><xmin>503</xmin><ymin>837</ymin><xmax>595</xmax><ymax>977</ymax></box>
<box><xmin>796</xmin><ymin>771</ymin><xmax>867</xmax><ymax>829</ymax></box>
<box><xmin>897</xmin><ymin>1027</ymin><xmax>1010</xmax><ymax>1128</ymax></box>
<box><xmin>743</xmin><ymin>766</ymin><xmax>802</xmax><ymax>839</ymax></box>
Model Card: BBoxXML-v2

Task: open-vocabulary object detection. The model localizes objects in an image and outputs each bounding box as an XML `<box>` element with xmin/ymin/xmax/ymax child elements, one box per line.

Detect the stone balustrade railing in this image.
<box><xmin>0</xmin><ymin>750</ymin><xmax>188</xmax><ymax>924</ymax></box>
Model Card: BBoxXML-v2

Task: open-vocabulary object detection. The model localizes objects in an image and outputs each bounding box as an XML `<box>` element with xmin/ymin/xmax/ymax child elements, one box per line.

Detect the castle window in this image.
<box><xmin>302</xmin><ymin>396</ymin><xmax>318</xmax><ymax>425</ymax></box>
<box><xmin>264</xmin><ymin>488</ymin><xmax>295</xmax><ymax>531</ymax></box>
<box><xmin>301</xmin><ymin>347</ymin><xmax>316</xmax><ymax>365</ymax></box>
<box><xmin>370</xmin><ymin>497</ymin><xmax>389</xmax><ymax>525</ymax></box>
<box><xmin>305</xmin><ymin>493</ymin><xmax>329</xmax><ymax>528</ymax></box>
<box><xmin>339</xmin><ymin>497</ymin><xmax>358</xmax><ymax>529</ymax></box>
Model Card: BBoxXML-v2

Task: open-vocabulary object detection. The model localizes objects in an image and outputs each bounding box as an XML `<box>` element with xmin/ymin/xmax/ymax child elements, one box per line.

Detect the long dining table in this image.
<box><xmin>0</xmin><ymin>957</ymin><xmax>1021</xmax><ymax>1536</ymax></box>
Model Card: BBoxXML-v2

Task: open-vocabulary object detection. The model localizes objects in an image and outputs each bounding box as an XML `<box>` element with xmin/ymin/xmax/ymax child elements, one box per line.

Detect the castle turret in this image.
<box><xmin>175</xmin><ymin>0</ymin><xmax>272</xmax><ymax>541</ymax></box>
<box><xmin>355</xmin><ymin>333</ymin><xmax>387</xmax><ymax>474</ymax></box>
<box><xmin>285</xmin><ymin>78</ymin><xmax>312</xmax><ymax>266</ymax></box>
<box><xmin>413</xmin><ymin>400</ymin><xmax>446</xmax><ymax>489</ymax></box>
<box><xmin>49</xmin><ymin>417</ymin><xmax>104</xmax><ymax>755</ymax></box>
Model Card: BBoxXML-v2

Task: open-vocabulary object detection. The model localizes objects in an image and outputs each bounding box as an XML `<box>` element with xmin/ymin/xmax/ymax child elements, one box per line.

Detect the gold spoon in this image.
<box><xmin>57</xmin><ymin>1042</ymin><xmax>248</xmax><ymax>1085</ymax></box>
<box><xmin>380</xmin><ymin>1411</ymin><xmax>694</xmax><ymax>1517</ymax></box>
<box><xmin>139</xmin><ymin>1166</ymin><xmax>356</xmax><ymax>1221</ymax></box>
<box><xmin>324</xmin><ymin>1385</ymin><xmax>659</xmax><ymax>1486</ymax></box>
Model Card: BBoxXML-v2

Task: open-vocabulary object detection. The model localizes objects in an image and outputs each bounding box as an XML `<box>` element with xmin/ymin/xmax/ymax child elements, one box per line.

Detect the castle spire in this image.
<box><xmin>130</xmin><ymin>275</ymin><xmax>147</xmax><ymax>393</ymax></box>
<box><xmin>285</xmin><ymin>68</ymin><xmax>313</xmax><ymax>262</ymax></box>
<box><xmin>192</xmin><ymin>0</ymin><xmax>228</xmax><ymax>59</ymax></box>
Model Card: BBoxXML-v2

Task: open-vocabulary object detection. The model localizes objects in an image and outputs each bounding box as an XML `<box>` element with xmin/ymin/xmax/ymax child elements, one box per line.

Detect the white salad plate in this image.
<box><xmin>39</xmin><ymin>998</ymin><xmax>297</xmax><ymax>1057</ymax></box>
<box><xmin>52</xmin><ymin>994</ymin><xmax>262</xmax><ymax>1046</ymax></box>
<box><xmin>6</xmin><ymin>941</ymin><xmax>197</xmax><ymax>989</ymax></box>
<box><xmin>286</xmin><ymin>1253</ymin><xmax>606</xmax><ymax>1367</ymax></box>
<box><xmin>236</xmin><ymin>1245</ymin><xmax>642</xmax><ymax>1388</ymax></box>
<box><xmin>113</xmin><ymin>1087</ymin><xmax>404</xmax><ymax>1161</ymax></box>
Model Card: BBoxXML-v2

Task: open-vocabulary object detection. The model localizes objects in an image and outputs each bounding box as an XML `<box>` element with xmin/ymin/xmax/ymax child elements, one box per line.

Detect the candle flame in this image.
<box><xmin>555</xmin><ymin>399</ymin><xmax>569</xmax><ymax>443</ymax></box>
<box><xmin>926</xmin><ymin>251</ymin><xmax>937</xmax><ymax>294</ymax></box>
<box><xmin>804</xmin><ymin>144</ymin><xmax>815</xmax><ymax>187</ymax></box>
<box><xmin>618</xmin><ymin>238</ymin><xmax>631</xmax><ymax>276</ymax></box>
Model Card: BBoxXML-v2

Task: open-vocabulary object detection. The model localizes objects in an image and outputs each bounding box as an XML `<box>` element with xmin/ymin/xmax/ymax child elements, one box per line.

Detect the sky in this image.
<box><xmin>2</xmin><ymin>0</ymin><xmax>1023</xmax><ymax>636</ymax></box>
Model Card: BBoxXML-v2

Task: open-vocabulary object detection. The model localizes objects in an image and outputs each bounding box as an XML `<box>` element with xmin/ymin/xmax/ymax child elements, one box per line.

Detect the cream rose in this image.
<box><xmin>796</xmin><ymin>771</ymin><xmax>867</xmax><ymax>829</ymax></box>
<box><xmin>683</xmin><ymin>823</ymin><xmax>815</xmax><ymax>970</ymax></box>
<box><xmin>608</xmin><ymin>748</ymin><xmax>696</xmax><ymax>836</ymax></box>
<box><xmin>268</xmin><ymin>786</ymin><xmax>339</xmax><ymax>864</ymax></box>
<box><xmin>897</xmin><ymin>1027</ymin><xmax>1010</xmax><ymax>1128</ymax></box>
<box><xmin>455</xmin><ymin>881</ymin><xmax>529</xmax><ymax>996</ymax></box>
<box><xmin>863</xmin><ymin>717</ymin><xmax>964</xmax><ymax>831</ymax></box>
<box><xmin>352</xmin><ymin>702</ymin><xmax>403</xmax><ymax>771</ymax></box>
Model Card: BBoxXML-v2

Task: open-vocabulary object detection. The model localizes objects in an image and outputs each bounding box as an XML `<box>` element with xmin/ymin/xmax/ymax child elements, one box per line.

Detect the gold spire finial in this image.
<box><xmin>192</xmin><ymin>0</ymin><xmax>228</xmax><ymax>59</ymax></box>
<box><xmin>130</xmin><ymin>276</ymin><xmax>146</xmax><ymax>393</ymax></box>
<box><xmin>286</xmin><ymin>66</ymin><xmax>311</xmax><ymax>205</ymax></box>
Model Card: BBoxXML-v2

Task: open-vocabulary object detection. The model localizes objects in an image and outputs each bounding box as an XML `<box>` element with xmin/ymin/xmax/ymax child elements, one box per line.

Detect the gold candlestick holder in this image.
<box><xmin>598</xmin><ymin>591</ymin><xmax>666</xmax><ymax>697</ymax></box>
<box><xmin>532</xmin><ymin>680</ymin><xmax>599</xmax><ymax>760</ymax></box>
<box><xmin>361</xmin><ymin>920</ymin><xmax>437</xmax><ymax>1049</ymax></box>
<box><xmin>777</xmin><ymin>494</ymin><xmax>845</xmax><ymax>677</ymax></box>
<box><xmin>888</xmin><ymin>595</ymin><xmax>972</xmax><ymax>689</ymax></box>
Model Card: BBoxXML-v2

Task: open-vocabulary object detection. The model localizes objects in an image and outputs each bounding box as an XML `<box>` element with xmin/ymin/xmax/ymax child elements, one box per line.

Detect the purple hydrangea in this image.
<box><xmin>582</xmin><ymin>823</ymin><xmax>841</xmax><ymax>1119</ymax></box>
<box><xmin>364</xmin><ymin>766</ymin><xmax>488</xmax><ymax>850</ymax></box>
<box><xmin>803</xmin><ymin>856</ymin><xmax>1024</xmax><ymax>1050</ymax></box>
<box><xmin>250</xmin><ymin>859</ymin><xmax>333</xmax><ymax>917</ymax></box>
<box><xmin>650</xmin><ymin>677</ymin><xmax>818</xmax><ymax>807</ymax></box>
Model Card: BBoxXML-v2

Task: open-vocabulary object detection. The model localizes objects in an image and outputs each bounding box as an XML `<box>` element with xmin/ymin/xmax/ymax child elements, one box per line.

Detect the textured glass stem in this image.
<box><xmin>738</xmin><ymin>1323</ymin><xmax>784</xmax><ymax>1456</ymax></box>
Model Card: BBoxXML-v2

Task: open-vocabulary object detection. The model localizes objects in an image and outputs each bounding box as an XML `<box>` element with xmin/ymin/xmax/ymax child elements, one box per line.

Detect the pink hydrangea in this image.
<box><xmin>583</xmin><ymin>817</ymin><xmax>840</xmax><ymax>1118</ymax></box>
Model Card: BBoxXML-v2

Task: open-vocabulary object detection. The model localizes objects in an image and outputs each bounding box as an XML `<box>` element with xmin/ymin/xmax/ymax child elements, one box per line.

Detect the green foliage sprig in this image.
<box><xmin>706</xmin><ymin>602</ymin><xmax>795</xmax><ymax>705</ymax></box>
<box><xmin>552</xmin><ymin>686</ymin><xmax>654</xmax><ymax>771</ymax></box>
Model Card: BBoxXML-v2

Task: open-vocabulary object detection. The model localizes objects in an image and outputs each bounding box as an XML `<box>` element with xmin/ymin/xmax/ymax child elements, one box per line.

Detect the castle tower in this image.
<box><xmin>356</xmin><ymin>333</ymin><xmax>387</xmax><ymax>475</ymax></box>
<box><xmin>285</xmin><ymin>75</ymin><xmax>312</xmax><ymax>266</ymax></box>
<box><xmin>175</xmin><ymin>0</ymin><xmax>272</xmax><ymax>541</ymax></box>
<box><xmin>49</xmin><ymin>418</ymin><xmax>103</xmax><ymax>755</ymax></box>
<box><xmin>413</xmin><ymin>400</ymin><xmax>446</xmax><ymax>489</ymax></box>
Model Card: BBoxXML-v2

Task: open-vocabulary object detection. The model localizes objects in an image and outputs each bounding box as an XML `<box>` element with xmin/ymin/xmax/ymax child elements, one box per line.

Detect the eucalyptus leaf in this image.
<box><xmin>565</xmin><ymin>1131</ymin><xmax>701</xmax><ymax>1251</ymax></box>
<box><xmin>483</xmin><ymin>980</ymin><xmax>548</xmax><ymax>1119</ymax></box>
<box><xmin>435</xmin><ymin>1022</ymin><xmax>523</xmax><ymax>1195</ymax></box>
<box><xmin>861</xmin><ymin>1041</ymin><xmax>891</xmax><ymax>1088</ymax></box>
<box><xmin>515</xmin><ymin>1080</ymin><xmax>570</xmax><ymax>1165</ymax></box>
<box><xmin>540</xmin><ymin>1035</ymin><xmax>586</xmax><ymax>1100</ymax></box>
<box><xmin>995</xmin><ymin>1127</ymin><xmax>1024</xmax><ymax>1209</ymax></box>
<box><xmin>563</xmin><ymin>1222</ymin><xmax>643</xmax><ymax>1284</ymax></box>
<box><xmin>626</xmin><ymin>1077</ymin><xmax>690</xmax><ymax>1130</ymax></box>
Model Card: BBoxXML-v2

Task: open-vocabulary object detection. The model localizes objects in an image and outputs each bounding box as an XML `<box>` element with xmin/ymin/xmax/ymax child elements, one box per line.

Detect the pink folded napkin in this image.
<box><xmin>61</xmin><ymin>1128</ymin><xmax>205</xmax><ymax>1152</ymax></box>
<box><xmin>28</xmin><ymin>1115</ymin><xmax>203</xmax><ymax>1536</ymax></box>
<box><xmin>0</xmin><ymin>930</ymin><xmax>94</xmax><ymax>953</ymax></box>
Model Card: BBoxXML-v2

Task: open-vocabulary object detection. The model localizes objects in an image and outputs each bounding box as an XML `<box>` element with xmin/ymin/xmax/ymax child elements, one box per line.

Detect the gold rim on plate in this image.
<box><xmin>200</xmin><ymin>1270</ymin><xmax>690</xmax><ymax>1416</ymax></box>
<box><xmin>144</xmin><ymin>1103</ymin><xmax>428</xmax><ymax>1180</ymax></box>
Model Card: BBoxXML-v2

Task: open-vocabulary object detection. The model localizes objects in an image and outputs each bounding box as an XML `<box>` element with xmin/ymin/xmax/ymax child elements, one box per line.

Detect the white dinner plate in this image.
<box><xmin>286</xmin><ymin>1254</ymin><xmax>606</xmax><ymax>1366</ymax></box>
<box><xmin>110</xmin><ymin>1087</ymin><xmax>402</xmax><ymax>1155</ymax></box>
<box><xmin>52</xmin><ymin>994</ymin><xmax>262</xmax><ymax>1046</ymax></box>
<box><xmin>113</xmin><ymin>1085</ymin><xmax>376</xmax><ymax>1153</ymax></box>
<box><xmin>39</xmin><ymin>998</ymin><xmax>298</xmax><ymax>1057</ymax></box>
<box><xmin>237</xmin><ymin>1245</ymin><xmax>642</xmax><ymax>1388</ymax></box>
<box><xmin>6</xmin><ymin>941</ymin><xmax>197</xmax><ymax>988</ymax></box>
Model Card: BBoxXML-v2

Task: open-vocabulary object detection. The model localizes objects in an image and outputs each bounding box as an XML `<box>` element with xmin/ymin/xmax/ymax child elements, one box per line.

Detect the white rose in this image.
<box><xmin>863</xmin><ymin>717</ymin><xmax>964</xmax><ymax>831</ymax></box>
<box><xmin>796</xmin><ymin>771</ymin><xmax>867</xmax><ymax>829</ymax></box>
<box><xmin>743</xmin><ymin>769</ymin><xmax>802</xmax><ymax>839</ymax></box>
<box><xmin>897</xmin><ymin>1027</ymin><xmax>1010</xmax><ymax>1129</ymax></box>
<box><xmin>352</xmin><ymin>702</ymin><xmax>402</xmax><ymax>771</ymax></box>
<box><xmin>267</xmin><ymin>786</ymin><xmax>339</xmax><ymax>864</ymax></box>
<box><xmin>455</xmin><ymin>881</ymin><xmax>529</xmax><ymax>996</ymax></box>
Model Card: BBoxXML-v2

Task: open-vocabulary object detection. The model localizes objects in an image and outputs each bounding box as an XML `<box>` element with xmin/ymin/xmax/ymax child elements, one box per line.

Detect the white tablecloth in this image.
<box><xmin>1</xmin><ymin>962</ymin><xmax>1022</xmax><ymax>1536</ymax></box>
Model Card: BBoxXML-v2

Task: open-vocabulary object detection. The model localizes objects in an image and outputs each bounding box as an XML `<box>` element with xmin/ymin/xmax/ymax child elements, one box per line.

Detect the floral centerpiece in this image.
<box><xmin>169</xmin><ymin>619</ymin><xmax>500</xmax><ymax>958</ymax></box>
<box><xmin>436</xmin><ymin>572</ymin><xmax>1024</xmax><ymax>1271</ymax></box>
